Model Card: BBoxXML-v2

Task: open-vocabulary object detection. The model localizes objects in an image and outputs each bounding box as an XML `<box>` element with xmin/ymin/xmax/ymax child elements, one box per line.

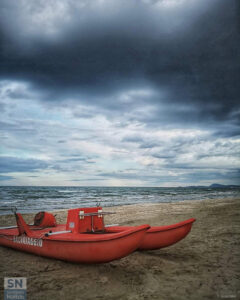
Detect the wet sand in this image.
<box><xmin>0</xmin><ymin>197</ymin><xmax>240</xmax><ymax>300</ymax></box>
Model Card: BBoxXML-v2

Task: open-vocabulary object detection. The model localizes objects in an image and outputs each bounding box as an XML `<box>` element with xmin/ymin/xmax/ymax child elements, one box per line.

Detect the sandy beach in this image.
<box><xmin>0</xmin><ymin>197</ymin><xmax>239</xmax><ymax>300</ymax></box>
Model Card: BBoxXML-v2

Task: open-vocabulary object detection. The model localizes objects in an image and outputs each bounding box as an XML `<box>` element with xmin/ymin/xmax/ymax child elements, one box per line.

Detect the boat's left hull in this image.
<box><xmin>0</xmin><ymin>225</ymin><xmax>150</xmax><ymax>263</ymax></box>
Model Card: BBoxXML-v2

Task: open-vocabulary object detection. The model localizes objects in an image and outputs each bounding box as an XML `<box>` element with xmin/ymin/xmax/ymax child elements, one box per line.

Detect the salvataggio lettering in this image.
<box><xmin>13</xmin><ymin>236</ymin><xmax>43</xmax><ymax>247</ymax></box>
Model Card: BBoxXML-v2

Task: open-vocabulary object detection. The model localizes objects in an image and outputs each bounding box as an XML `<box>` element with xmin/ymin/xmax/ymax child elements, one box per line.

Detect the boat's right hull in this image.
<box><xmin>139</xmin><ymin>218</ymin><xmax>195</xmax><ymax>250</ymax></box>
<box><xmin>106</xmin><ymin>218</ymin><xmax>196</xmax><ymax>250</ymax></box>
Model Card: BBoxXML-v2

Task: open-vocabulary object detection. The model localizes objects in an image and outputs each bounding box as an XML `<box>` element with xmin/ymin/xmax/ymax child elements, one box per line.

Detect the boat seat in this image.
<box><xmin>33</xmin><ymin>212</ymin><xmax>57</xmax><ymax>227</ymax></box>
<box><xmin>66</xmin><ymin>207</ymin><xmax>104</xmax><ymax>233</ymax></box>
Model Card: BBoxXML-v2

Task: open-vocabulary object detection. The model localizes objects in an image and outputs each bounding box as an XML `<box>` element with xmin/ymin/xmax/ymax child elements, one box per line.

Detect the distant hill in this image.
<box><xmin>182</xmin><ymin>184</ymin><xmax>240</xmax><ymax>188</ymax></box>
<box><xmin>209</xmin><ymin>183</ymin><xmax>240</xmax><ymax>188</ymax></box>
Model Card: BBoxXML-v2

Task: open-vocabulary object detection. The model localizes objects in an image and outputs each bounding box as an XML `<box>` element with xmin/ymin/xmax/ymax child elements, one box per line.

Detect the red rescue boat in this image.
<box><xmin>0</xmin><ymin>207</ymin><xmax>150</xmax><ymax>263</ymax></box>
<box><xmin>106</xmin><ymin>218</ymin><xmax>196</xmax><ymax>250</ymax></box>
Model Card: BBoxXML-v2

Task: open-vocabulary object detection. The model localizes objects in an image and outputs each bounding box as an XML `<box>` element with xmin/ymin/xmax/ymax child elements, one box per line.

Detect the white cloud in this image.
<box><xmin>0</xmin><ymin>79</ymin><xmax>239</xmax><ymax>186</ymax></box>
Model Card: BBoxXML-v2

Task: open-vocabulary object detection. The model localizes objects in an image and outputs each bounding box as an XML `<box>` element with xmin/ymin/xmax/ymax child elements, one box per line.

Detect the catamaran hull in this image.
<box><xmin>0</xmin><ymin>225</ymin><xmax>149</xmax><ymax>263</ymax></box>
<box><xmin>106</xmin><ymin>218</ymin><xmax>196</xmax><ymax>250</ymax></box>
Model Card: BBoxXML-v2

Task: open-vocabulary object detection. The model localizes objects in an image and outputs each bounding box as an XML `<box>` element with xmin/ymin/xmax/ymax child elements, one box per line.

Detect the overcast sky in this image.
<box><xmin>0</xmin><ymin>0</ymin><xmax>239</xmax><ymax>186</ymax></box>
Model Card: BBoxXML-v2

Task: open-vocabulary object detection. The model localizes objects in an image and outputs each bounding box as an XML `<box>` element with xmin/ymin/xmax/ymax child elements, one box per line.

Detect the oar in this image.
<box><xmin>79</xmin><ymin>211</ymin><xmax>116</xmax><ymax>217</ymax></box>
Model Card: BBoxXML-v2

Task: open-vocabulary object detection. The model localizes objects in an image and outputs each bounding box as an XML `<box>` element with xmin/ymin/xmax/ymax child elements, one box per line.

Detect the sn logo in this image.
<box><xmin>4</xmin><ymin>277</ymin><xmax>27</xmax><ymax>290</ymax></box>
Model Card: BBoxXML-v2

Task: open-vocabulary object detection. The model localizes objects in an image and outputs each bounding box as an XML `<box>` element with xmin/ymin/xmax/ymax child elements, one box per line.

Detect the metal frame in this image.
<box><xmin>45</xmin><ymin>230</ymin><xmax>72</xmax><ymax>237</ymax></box>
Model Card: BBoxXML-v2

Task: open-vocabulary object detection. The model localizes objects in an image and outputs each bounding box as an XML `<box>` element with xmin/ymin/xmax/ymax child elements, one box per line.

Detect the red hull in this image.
<box><xmin>106</xmin><ymin>218</ymin><xmax>196</xmax><ymax>250</ymax></box>
<box><xmin>0</xmin><ymin>224</ymin><xmax>150</xmax><ymax>263</ymax></box>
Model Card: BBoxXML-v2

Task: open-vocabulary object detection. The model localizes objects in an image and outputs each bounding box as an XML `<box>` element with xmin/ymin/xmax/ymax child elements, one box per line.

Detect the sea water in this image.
<box><xmin>0</xmin><ymin>186</ymin><xmax>239</xmax><ymax>215</ymax></box>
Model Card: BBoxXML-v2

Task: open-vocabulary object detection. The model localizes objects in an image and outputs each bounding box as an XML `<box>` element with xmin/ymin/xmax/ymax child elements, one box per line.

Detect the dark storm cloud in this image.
<box><xmin>97</xmin><ymin>169</ymin><xmax>238</xmax><ymax>185</ymax></box>
<box><xmin>71</xmin><ymin>178</ymin><xmax>106</xmax><ymax>182</ymax></box>
<box><xmin>0</xmin><ymin>175</ymin><xmax>15</xmax><ymax>181</ymax></box>
<box><xmin>121</xmin><ymin>136</ymin><xmax>145</xmax><ymax>144</ymax></box>
<box><xmin>0</xmin><ymin>0</ymin><xmax>239</xmax><ymax>130</ymax></box>
<box><xmin>213</xmin><ymin>125</ymin><xmax>240</xmax><ymax>138</ymax></box>
<box><xmin>180</xmin><ymin>169</ymin><xmax>240</xmax><ymax>184</ymax></box>
<box><xmin>0</xmin><ymin>121</ymin><xmax>36</xmax><ymax>134</ymax></box>
<box><xmin>0</xmin><ymin>156</ymin><xmax>49</xmax><ymax>173</ymax></box>
<box><xmin>98</xmin><ymin>171</ymin><xmax>166</xmax><ymax>182</ymax></box>
<box><xmin>57</xmin><ymin>157</ymin><xmax>95</xmax><ymax>164</ymax></box>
